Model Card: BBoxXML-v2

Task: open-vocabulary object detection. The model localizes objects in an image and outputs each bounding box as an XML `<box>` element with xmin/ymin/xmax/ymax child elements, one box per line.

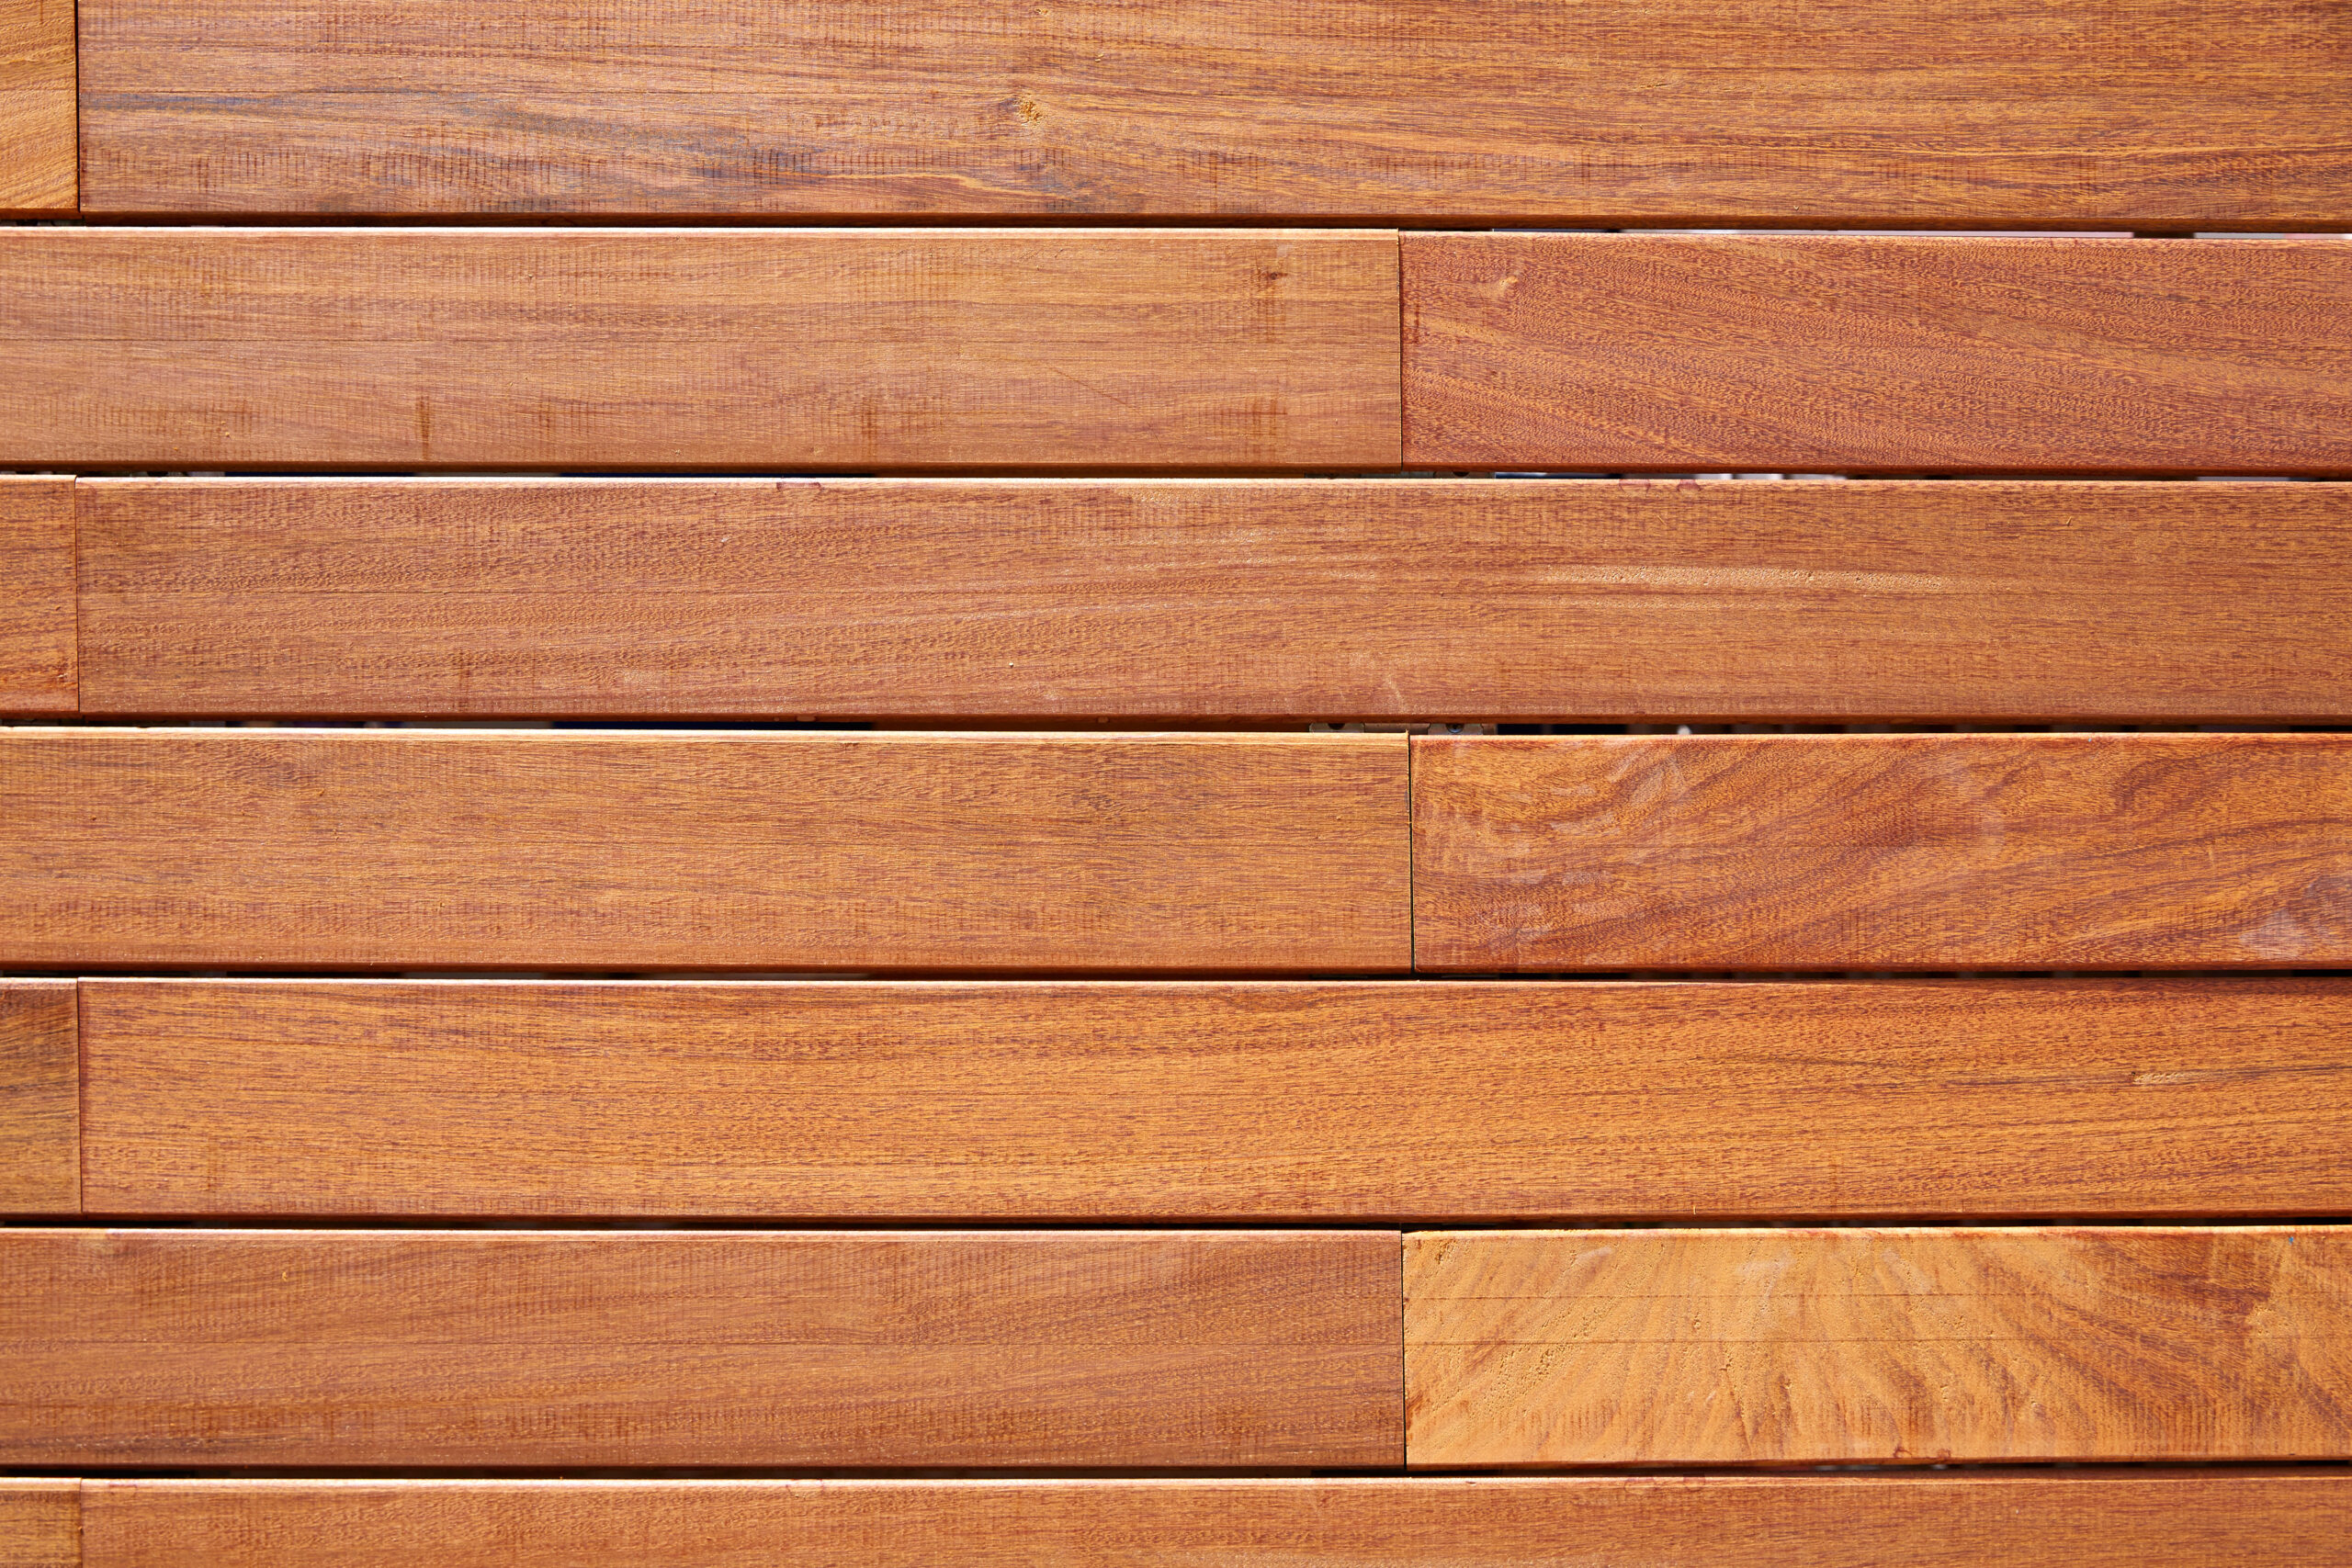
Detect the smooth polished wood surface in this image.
<box><xmin>0</xmin><ymin>0</ymin><xmax>73</xmax><ymax>212</ymax></box>
<box><xmin>1404</xmin><ymin>235</ymin><xmax>2352</xmax><ymax>475</ymax></box>
<box><xmin>76</xmin><ymin>0</ymin><xmax>2352</xmax><ymax>227</ymax></box>
<box><xmin>1404</xmin><ymin>1227</ymin><xmax>2352</xmax><ymax>1466</ymax></box>
<box><xmin>75</xmin><ymin>978</ymin><xmax>2352</xmax><ymax>1221</ymax></box>
<box><xmin>0</xmin><ymin>729</ymin><xmax>1408</xmax><ymax>972</ymax></box>
<box><xmin>71</xmin><ymin>1475</ymin><xmax>2352</xmax><ymax>1567</ymax></box>
<box><xmin>74</xmin><ymin>477</ymin><xmax>2352</xmax><ymax>722</ymax></box>
<box><xmin>1412</xmin><ymin>734</ymin><xmax>2352</xmax><ymax>972</ymax></box>
<box><xmin>0</xmin><ymin>229</ymin><xmax>1401</xmax><ymax>471</ymax></box>
<box><xmin>0</xmin><ymin>477</ymin><xmax>73</xmax><ymax>714</ymax></box>
<box><xmin>0</xmin><ymin>1483</ymin><xmax>74</xmax><ymax>1568</ymax></box>
<box><xmin>0</xmin><ymin>982</ymin><xmax>74</xmax><ymax>1215</ymax></box>
<box><xmin>0</xmin><ymin>1229</ymin><xmax>1401</xmax><ymax>1468</ymax></box>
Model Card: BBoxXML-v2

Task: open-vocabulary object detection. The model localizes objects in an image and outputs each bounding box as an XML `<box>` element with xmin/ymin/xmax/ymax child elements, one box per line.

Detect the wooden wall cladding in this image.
<box><xmin>1403</xmin><ymin>1227</ymin><xmax>2352</xmax><ymax>1466</ymax></box>
<box><xmin>0</xmin><ymin>729</ymin><xmax>1408</xmax><ymax>973</ymax></box>
<box><xmin>1403</xmin><ymin>235</ymin><xmax>2352</xmax><ymax>476</ymax></box>
<box><xmin>0</xmin><ymin>477</ymin><xmax>73</xmax><ymax>715</ymax></box>
<box><xmin>0</xmin><ymin>982</ymin><xmax>74</xmax><ymax>1216</ymax></box>
<box><xmin>73</xmin><ymin>477</ymin><xmax>2352</xmax><ymax>723</ymax></box>
<box><xmin>74</xmin><ymin>0</ymin><xmax>2352</xmax><ymax>227</ymax></box>
<box><xmin>0</xmin><ymin>0</ymin><xmax>73</xmax><ymax>213</ymax></box>
<box><xmin>1412</xmin><ymin>733</ymin><xmax>2352</xmax><ymax>972</ymax></box>
<box><xmin>72</xmin><ymin>977</ymin><xmax>2352</xmax><ymax>1222</ymax></box>
<box><xmin>0</xmin><ymin>1483</ymin><xmax>74</xmax><ymax>1568</ymax></box>
<box><xmin>57</xmin><ymin>1474</ymin><xmax>2352</xmax><ymax>1567</ymax></box>
<box><xmin>0</xmin><ymin>1229</ymin><xmax>1402</xmax><ymax>1468</ymax></box>
<box><xmin>0</xmin><ymin>229</ymin><xmax>1401</xmax><ymax>471</ymax></box>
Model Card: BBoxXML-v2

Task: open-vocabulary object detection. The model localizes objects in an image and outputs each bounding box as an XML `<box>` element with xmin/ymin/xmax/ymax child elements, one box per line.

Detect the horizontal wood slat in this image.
<box><xmin>1404</xmin><ymin>1227</ymin><xmax>2352</xmax><ymax>1465</ymax></box>
<box><xmin>0</xmin><ymin>1230</ymin><xmax>1401</xmax><ymax>1468</ymax></box>
<box><xmin>74</xmin><ymin>0</ymin><xmax>2352</xmax><ymax>227</ymax></box>
<box><xmin>0</xmin><ymin>982</ymin><xmax>74</xmax><ymax>1215</ymax></box>
<box><xmin>0</xmin><ymin>229</ymin><xmax>1401</xmax><ymax>471</ymax></box>
<box><xmin>60</xmin><ymin>1474</ymin><xmax>2352</xmax><ymax>1567</ymax></box>
<box><xmin>73</xmin><ymin>977</ymin><xmax>2352</xmax><ymax>1221</ymax></box>
<box><xmin>0</xmin><ymin>1483</ymin><xmax>74</xmax><ymax>1568</ymax></box>
<box><xmin>1412</xmin><ymin>734</ymin><xmax>2352</xmax><ymax>972</ymax></box>
<box><xmin>0</xmin><ymin>729</ymin><xmax>1408</xmax><ymax>972</ymax></box>
<box><xmin>1404</xmin><ymin>235</ymin><xmax>2352</xmax><ymax>475</ymax></box>
<box><xmin>73</xmin><ymin>477</ymin><xmax>2352</xmax><ymax>722</ymax></box>
<box><xmin>0</xmin><ymin>477</ymin><xmax>73</xmax><ymax>714</ymax></box>
<box><xmin>0</xmin><ymin>0</ymin><xmax>73</xmax><ymax>212</ymax></box>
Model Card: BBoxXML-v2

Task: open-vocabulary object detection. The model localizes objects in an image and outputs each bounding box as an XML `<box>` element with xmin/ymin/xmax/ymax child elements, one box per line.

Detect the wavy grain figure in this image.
<box><xmin>1404</xmin><ymin>1226</ymin><xmax>2352</xmax><ymax>1465</ymax></box>
<box><xmin>1412</xmin><ymin>732</ymin><xmax>2352</xmax><ymax>971</ymax></box>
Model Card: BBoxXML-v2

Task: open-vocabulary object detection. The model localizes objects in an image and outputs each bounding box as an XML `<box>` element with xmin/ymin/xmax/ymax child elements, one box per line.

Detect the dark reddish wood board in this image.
<box><xmin>0</xmin><ymin>1229</ymin><xmax>1402</xmax><ymax>1469</ymax></box>
<box><xmin>0</xmin><ymin>476</ymin><xmax>73</xmax><ymax>713</ymax></box>
<box><xmin>0</xmin><ymin>981</ymin><xmax>74</xmax><ymax>1214</ymax></box>
<box><xmin>0</xmin><ymin>228</ymin><xmax>1401</xmax><ymax>471</ymax></box>
<box><xmin>73</xmin><ymin>977</ymin><xmax>2352</xmax><ymax>1221</ymax></box>
<box><xmin>1404</xmin><ymin>234</ymin><xmax>2352</xmax><ymax>475</ymax></box>
<box><xmin>67</xmin><ymin>1474</ymin><xmax>2352</xmax><ymax>1567</ymax></box>
<box><xmin>74</xmin><ymin>477</ymin><xmax>2352</xmax><ymax>722</ymax></box>
<box><xmin>1412</xmin><ymin>733</ymin><xmax>2352</xmax><ymax>972</ymax></box>
<box><xmin>76</xmin><ymin>0</ymin><xmax>2352</xmax><ymax>228</ymax></box>
<box><xmin>0</xmin><ymin>728</ymin><xmax>1409</xmax><ymax>973</ymax></box>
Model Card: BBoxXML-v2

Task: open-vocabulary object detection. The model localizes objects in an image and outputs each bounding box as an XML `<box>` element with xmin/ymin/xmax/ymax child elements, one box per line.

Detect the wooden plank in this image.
<box><xmin>1404</xmin><ymin>1226</ymin><xmax>2352</xmax><ymax>1465</ymax></box>
<box><xmin>0</xmin><ymin>981</ymin><xmax>75</xmax><ymax>1215</ymax></box>
<box><xmin>75</xmin><ymin>0</ymin><xmax>2352</xmax><ymax>228</ymax></box>
<box><xmin>0</xmin><ymin>730</ymin><xmax>1408</xmax><ymax>972</ymax></box>
<box><xmin>0</xmin><ymin>1483</ymin><xmax>74</xmax><ymax>1568</ymax></box>
<box><xmin>0</xmin><ymin>0</ymin><xmax>73</xmax><ymax>212</ymax></box>
<box><xmin>0</xmin><ymin>229</ymin><xmax>1401</xmax><ymax>471</ymax></box>
<box><xmin>0</xmin><ymin>476</ymin><xmax>73</xmax><ymax>714</ymax></box>
<box><xmin>1404</xmin><ymin>235</ymin><xmax>2352</xmax><ymax>475</ymax></box>
<box><xmin>71</xmin><ymin>1474</ymin><xmax>2352</xmax><ymax>1568</ymax></box>
<box><xmin>74</xmin><ymin>476</ymin><xmax>2352</xmax><ymax>723</ymax></box>
<box><xmin>77</xmin><ymin>977</ymin><xmax>2352</xmax><ymax>1222</ymax></box>
<box><xmin>1412</xmin><ymin>733</ymin><xmax>2352</xmax><ymax>972</ymax></box>
<box><xmin>0</xmin><ymin>1229</ymin><xmax>1400</xmax><ymax>1468</ymax></box>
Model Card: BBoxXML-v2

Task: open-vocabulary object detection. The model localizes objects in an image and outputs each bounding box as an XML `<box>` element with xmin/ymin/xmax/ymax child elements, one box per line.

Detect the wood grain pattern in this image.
<box><xmin>74</xmin><ymin>477</ymin><xmax>2352</xmax><ymax>722</ymax></box>
<box><xmin>76</xmin><ymin>977</ymin><xmax>2352</xmax><ymax>1222</ymax></box>
<box><xmin>1404</xmin><ymin>235</ymin><xmax>2352</xmax><ymax>475</ymax></box>
<box><xmin>0</xmin><ymin>229</ymin><xmax>1400</xmax><ymax>471</ymax></box>
<box><xmin>0</xmin><ymin>1483</ymin><xmax>74</xmax><ymax>1568</ymax></box>
<box><xmin>0</xmin><ymin>1229</ymin><xmax>1401</xmax><ymax>1468</ymax></box>
<box><xmin>0</xmin><ymin>0</ymin><xmax>73</xmax><ymax>212</ymax></box>
<box><xmin>72</xmin><ymin>1474</ymin><xmax>2352</xmax><ymax>1568</ymax></box>
<box><xmin>75</xmin><ymin>0</ymin><xmax>2352</xmax><ymax>227</ymax></box>
<box><xmin>0</xmin><ymin>477</ymin><xmax>73</xmax><ymax>714</ymax></box>
<box><xmin>1404</xmin><ymin>1226</ymin><xmax>2352</xmax><ymax>1465</ymax></box>
<box><xmin>0</xmin><ymin>982</ymin><xmax>74</xmax><ymax>1215</ymax></box>
<box><xmin>1412</xmin><ymin>734</ymin><xmax>2352</xmax><ymax>972</ymax></box>
<box><xmin>0</xmin><ymin>729</ymin><xmax>1408</xmax><ymax>972</ymax></box>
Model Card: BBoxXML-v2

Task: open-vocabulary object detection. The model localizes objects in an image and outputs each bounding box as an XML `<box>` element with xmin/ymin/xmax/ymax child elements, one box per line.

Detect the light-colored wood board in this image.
<box><xmin>0</xmin><ymin>982</ymin><xmax>74</xmax><ymax>1214</ymax></box>
<box><xmin>0</xmin><ymin>476</ymin><xmax>73</xmax><ymax>713</ymax></box>
<box><xmin>1412</xmin><ymin>733</ymin><xmax>2352</xmax><ymax>971</ymax></box>
<box><xmin>0</xmin><ymin>1483</ymin><xmax>74</xmax><ymax>1568</ymax></box>
<box><xmin>0</xmin><ymin>229</ymin><xmax>1400</xmax><ymax>470</ymax></box>
<box><xmin>75</xmin><ymin>0</ymin><xmax>2352</xmax><ymax>226</ymax></box>
<box><xmin>74</xmin><ymin>477</ymin><xmax>2352</xmax><ymax>722</ymax></box>
<box><xmin>0</xmin><ymin>1229</ymin><xmax>1400</xmax><ymax>1468</ymax></box>
<box><xmin>1404</xmin><ymin>235</ymin><xmax>2352</xmax><ymax>475</ymax></box>
<box><xmin>0</xmin><ymin>0</ymin><xmax>73</xmax><ymax>212</ymax></box>
<box><xmin>0</xmin><ymin>729</ymin><xmax>1408</xmax><ymax>972</ymax></box>
<box><xmin>1405</xmin><ymin>1226</ymin><xmax>2352</xmax><ymax>1465</ymax></box>
<box><xmin>73</xmin><ymin>1474</ymin><xmax>2352</xmax><ymax>1568</ymax></box>
<box><xmin>76</xmin><ymin>977</ymin><xmax>2352</xmax><ymax>1221</ymax></box>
